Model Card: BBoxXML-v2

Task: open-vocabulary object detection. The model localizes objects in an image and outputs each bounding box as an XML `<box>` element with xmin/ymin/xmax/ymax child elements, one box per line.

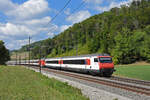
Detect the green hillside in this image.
<box><xmin>17</xmin><ymin>0</ymin><xmax>150</xmax><ymax>64</ymax></box>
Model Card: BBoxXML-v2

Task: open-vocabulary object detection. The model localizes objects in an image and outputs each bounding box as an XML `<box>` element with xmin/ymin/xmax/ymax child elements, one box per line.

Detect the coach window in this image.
<box><xmin>63</xmin><ymin>59</ymin><xmax>85</xmax><ymax>65</ymax></box>
<box><xmin>94</xmin><ymin>58</ymin><xmax>98</xmax><ymax>62</ymax></box>
<box><xmin>46</xmin><ymin>61</ymin><xmax>58</xmax><ymax>64</ymax></box>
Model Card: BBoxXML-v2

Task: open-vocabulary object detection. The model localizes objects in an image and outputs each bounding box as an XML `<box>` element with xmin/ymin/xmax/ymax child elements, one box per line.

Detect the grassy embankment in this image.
<box><xmin>114</xmin><ymin>63</ymin><xmax>150</xmax><ymax>81</ymax></box>
<box><xmin>0</xmin><ymin>66</ymin><xmax>89</xmax><ymax>100</ymax></box>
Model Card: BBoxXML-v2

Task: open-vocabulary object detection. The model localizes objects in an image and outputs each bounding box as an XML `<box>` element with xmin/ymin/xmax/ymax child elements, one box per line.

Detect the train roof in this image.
<box><xmin>46</xmin><ymin>53</ymin><xmax>110</xmax><ymax>59</ymax></box>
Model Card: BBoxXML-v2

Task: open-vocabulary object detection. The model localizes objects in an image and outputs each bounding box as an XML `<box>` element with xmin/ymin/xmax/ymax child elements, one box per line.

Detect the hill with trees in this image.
<box><xmin>0</xmin><ymin>40</ymin><xmax>10</xmax><ymax>65</ymax></box>
<box><xmin>17</xmin><ymin>0</ymin><xmax>150</xmax><ymax>64</ymax></box>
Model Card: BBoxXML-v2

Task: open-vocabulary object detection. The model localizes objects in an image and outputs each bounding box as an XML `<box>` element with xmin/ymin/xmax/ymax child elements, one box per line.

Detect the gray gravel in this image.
<box><xmin>27</xmin><ymin>67</ymin><xmax>150</xmax><ymax>100</ymax></box>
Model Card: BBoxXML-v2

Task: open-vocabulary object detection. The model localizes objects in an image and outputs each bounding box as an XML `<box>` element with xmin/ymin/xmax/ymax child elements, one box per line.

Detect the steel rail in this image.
<box><xmin>110</xmin><ymin>76</ymin><xmax>150</xmax><ymax>86</ymax></box>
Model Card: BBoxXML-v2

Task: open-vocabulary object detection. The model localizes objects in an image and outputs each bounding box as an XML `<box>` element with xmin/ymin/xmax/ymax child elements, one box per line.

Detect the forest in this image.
<box><xmin>0</xmin><ymin>41</ymin><xmax>10</xmax><ymax>64</ymax></box>
<box><xmin>18</xmin><ymin>0</ymin><xmax>150</xmax><ymax>64</ymax></box>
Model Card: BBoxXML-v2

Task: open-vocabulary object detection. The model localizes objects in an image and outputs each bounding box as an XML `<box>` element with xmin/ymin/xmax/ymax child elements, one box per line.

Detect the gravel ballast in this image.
<box><xmin>27</xmin><ymin>67</ymin><xmax>137</xmax><ymax>100</ymax></box>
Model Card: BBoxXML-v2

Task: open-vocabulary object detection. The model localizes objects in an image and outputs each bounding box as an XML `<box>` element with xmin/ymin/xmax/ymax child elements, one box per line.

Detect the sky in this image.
<box><xmin>0</xmin><ymin>0</ymin><xmax>135</xmax><ymax>50</ymax></box>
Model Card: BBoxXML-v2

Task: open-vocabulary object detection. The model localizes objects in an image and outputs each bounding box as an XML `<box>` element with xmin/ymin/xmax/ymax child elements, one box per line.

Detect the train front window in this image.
<box><xmin>99</xmin><ymin>57</ymin><xmax>112</xmax><ymax>63</ymax></box>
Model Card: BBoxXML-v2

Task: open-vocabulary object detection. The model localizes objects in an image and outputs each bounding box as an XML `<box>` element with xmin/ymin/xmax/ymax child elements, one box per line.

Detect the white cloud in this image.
<box><xmin>0</xmin><ymin>0</ymin><xmax>60</xmax><ymax>50</ymax></box>
<box><xmin>95</xmin><ymin>0</ymin><xmax>134</xmax><ymax>12</ymax></box>
<box><xmin>0</xmin><ymin>23</ymin><xmax>34</xmax><ymax>36</ymax></box>
<box><xmin>0</xmin><ymin>0</ymin><xmax>17</xmax><ymax>12</ymax></box>
<box><xmin>60</xmin><ymin>25</ymin><xmax>71</xmax><ymax>32</ymax></box>
<box><xmin>6</xmin><ymin>43</ymin><xmax>15</xmax><ymax>50</ymax></box>
<box><xmin>64</xmin><ymin>8</ymin><xmax>71</xmax><ymax>15</ymax></box>
<box><xmin>6</xmin><ymin>39</ymin><xmax>35</xmax><ymax>50</ymax></box>
<box><xmin>6</xmin><ymin>0</ymin><xmax>49</xmax><ymax>20</ymax></box>
<box><xmin>17</xmin><ymin>39</ymin><xmax>29</xmax><ymax>46</ymax></box>
<box><xmin>24</xmin><ymin>16</ymin><xmax>51</xmax><ymax>27</ymax></box>
<box><xmin>47</xmin><ymin>32</ymin><xmax>55</xmax><ymax>37</ymax></box>
<box><xmin>0</xmin><ymin>16</ymin><xmax>59</xmax><ymax>37</ymax></box>
<box><xmin>84</xmin><ymin>0</ymin><xmax>137</xmax><ymax>13</ymax></box>
<box><xmin>84</xmin><ymin>0</ymin><xmax>103</xmax><ymax>4</ymax></box>
<box><xmin>0</xmin><ymin>35</ymin><xmax>8</xmax><ymax>40</ymax></box>
<box><xmin>45</xmin><ymin>24</ymin><xmax>59</xmax><ymax>33</ymax></box>
<box><xmin>66</xmin><ymin>10</ymin><xmax>91</xmax><ymax>24</ymax></box>
<box><xmin>0</xmin><ymin>16</ymin><xmax>59</xmax><ymax>50</ymax></box>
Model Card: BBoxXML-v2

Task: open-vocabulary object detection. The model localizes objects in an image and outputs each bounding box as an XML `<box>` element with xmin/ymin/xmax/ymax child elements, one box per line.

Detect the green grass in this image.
<box><xmin>0</xmin><ymin>66</ymin><xmax>89</xmax><ymax>100</ymax></box>
<box><xmin>114</xmin><ymin>65</ymin><xmax>150</xmax><ymax>81</ymax></box>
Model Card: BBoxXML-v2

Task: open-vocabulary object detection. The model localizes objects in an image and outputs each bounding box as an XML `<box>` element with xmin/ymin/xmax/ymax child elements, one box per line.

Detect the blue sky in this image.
<box><xmin>0</xmin><ymin>0</ymin><xmax>133</xmax><ymax>50</ymax></box>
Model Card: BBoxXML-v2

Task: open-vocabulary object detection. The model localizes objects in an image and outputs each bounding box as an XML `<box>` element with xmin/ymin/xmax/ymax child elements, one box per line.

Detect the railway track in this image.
<box><xmin>109</xmin><ymin>76</ymin><xmax>150</xmax><ymax>86</ymax></box>
<box><xmin>27</xmin><ymin>66</ymin><xmax>150</xmax><ymax>96</ymax></box>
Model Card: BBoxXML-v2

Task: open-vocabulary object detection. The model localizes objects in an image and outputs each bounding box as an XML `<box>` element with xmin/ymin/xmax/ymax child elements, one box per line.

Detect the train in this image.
<box><xmin>9</xmin><ymin>54</ymin><xmax>115</xmax><ymax>77</ymax></box>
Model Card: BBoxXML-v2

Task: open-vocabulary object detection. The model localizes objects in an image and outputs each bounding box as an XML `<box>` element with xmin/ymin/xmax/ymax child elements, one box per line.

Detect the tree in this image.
<box><xmin>143</xmin><ymin>25</ymin><xmax>150</xmax><ymax>62</ymax></box>
<box><xmin>112</xmin><ymin>28</ymin><xmax>134</xmax><ymax>64</ymax></box>
<box><xmin>0</xmin><ymin>40</ymin><xmax>10</xmax><ymax>65</ymax></box>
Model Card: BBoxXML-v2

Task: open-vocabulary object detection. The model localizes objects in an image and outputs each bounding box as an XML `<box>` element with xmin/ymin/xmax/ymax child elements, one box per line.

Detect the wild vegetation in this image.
<box><xmin>17</xmin><ymin>0</ymin><xmax>150</xmax><ymax>64</ymax></box>
<box><xmin>0</xmin><ymin>40</ymin><xmax>10</xmax><ymax>65</ymax></box>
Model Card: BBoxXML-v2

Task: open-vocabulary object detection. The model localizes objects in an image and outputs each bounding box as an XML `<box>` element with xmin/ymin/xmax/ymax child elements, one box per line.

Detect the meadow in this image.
<box><xmin>114</xmin><ymin>65</ymin><xmax>150</xmax><ymax>81</ymax></box>
<box><xmin>0</xmin><ymin>66</ymin><xmax>89</xmax><ymax>100</ymax></box>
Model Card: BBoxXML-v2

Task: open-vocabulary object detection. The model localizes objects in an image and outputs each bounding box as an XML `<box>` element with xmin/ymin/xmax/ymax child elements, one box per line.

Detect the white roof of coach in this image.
<box><xmin>46</xmin><ymin>53</ymin><xmax>110</xmax><ymax>60</ymax></box>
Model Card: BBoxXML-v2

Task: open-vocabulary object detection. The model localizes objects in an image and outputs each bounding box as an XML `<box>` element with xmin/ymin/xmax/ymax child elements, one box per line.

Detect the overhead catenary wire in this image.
<box><xmin>69</xmin><ymin>0</ymin><xmax>86</xmax><ymax>16</ymax></box>
<box><xmin>45</xmin><ymin>0</ymin><xmax>72</xmax><ymax>27</ymax></box>
<box><xmin>46</xmin><ymin>0</ymin><xmax>87</xmax><ymax>34</ymax></box>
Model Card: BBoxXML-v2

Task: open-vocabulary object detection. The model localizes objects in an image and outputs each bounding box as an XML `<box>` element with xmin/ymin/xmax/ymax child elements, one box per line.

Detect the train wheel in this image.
<box><xmin>89</xmin><ymin>71</ymin><xmax>97</xmax><ymax>76</ymax></box>
<box><xmin>99</xmin><ymin>73</ymin><xmax>103</xmax><ymax>77</ymax></box>
<box><xmin>103</xmin><ymin>73</ymin><xmax>111</xmax><ymax>77</ymax></box>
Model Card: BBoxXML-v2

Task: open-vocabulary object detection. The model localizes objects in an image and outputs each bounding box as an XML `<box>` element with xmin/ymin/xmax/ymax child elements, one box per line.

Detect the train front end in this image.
<box><xmin>98</xmin><ymin>56</ymin><xmax>115</xmax><ymax>76</ymax></box>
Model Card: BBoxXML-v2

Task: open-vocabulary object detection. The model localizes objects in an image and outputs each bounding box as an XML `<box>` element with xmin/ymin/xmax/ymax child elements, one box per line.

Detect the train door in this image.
<box><xmin>85</xmin><ymin>58</ymin><xmax>90</xmax><ymax>69</ymax></box>
<box><xmin>85</xmin><ymin>58</ymin><xmax>90</xmax><ymax>73</ymax></box>
<box><xmin>93</xmin><ymin>57</ymin><xmax>99</xmax><ymax>70</ymax></box>
<box><xmin>59</xmin><ymin>60</ymin><xmax>63</xmax><ymax>70</ymax></box>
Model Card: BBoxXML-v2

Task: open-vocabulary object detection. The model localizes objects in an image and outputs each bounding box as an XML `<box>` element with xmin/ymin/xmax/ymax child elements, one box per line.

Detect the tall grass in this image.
<box><xmin>0</xmin><ymin>66</ymin><xmax>89</xmax><ymax>100</ymax></box>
